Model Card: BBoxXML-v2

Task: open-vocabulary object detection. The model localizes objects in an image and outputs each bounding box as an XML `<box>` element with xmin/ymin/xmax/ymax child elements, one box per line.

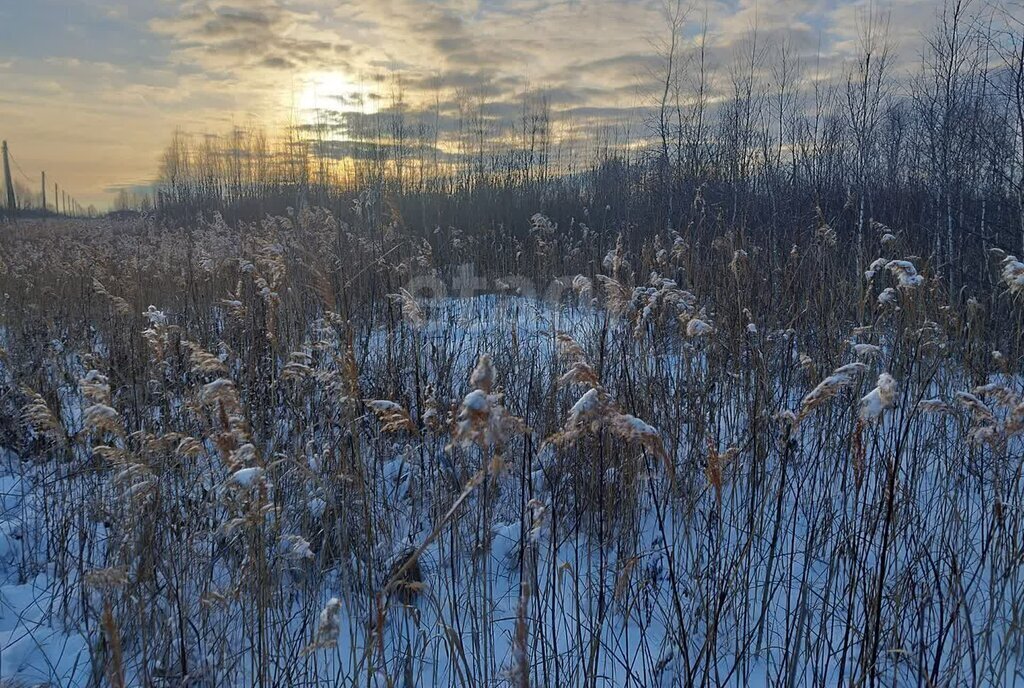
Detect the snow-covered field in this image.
<box><xmin>1</xmin><ymin>216</ymin><xmax>1023</xmax><ymax>686</ymax></box>
<box><xmin>0</xmin><ymin>458</ymin><xmax>90</xmax><ymax>685</ymax></box>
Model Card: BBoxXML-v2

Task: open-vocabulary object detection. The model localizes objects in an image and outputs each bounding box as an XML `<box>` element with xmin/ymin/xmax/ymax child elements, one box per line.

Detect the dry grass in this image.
<box><xmin>0</xmin><ymin>207</ymin><xmax>1021</xmax><ymax>687</ymax></box>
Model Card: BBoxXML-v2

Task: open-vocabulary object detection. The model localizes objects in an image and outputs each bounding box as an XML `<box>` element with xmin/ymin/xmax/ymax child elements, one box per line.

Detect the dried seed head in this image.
<box><xmin>685</xmin><ymin>318</ymin><xmax>713</xmax><ymax>338</ymax></box>
<box><xmin>918</xmin><ymin>398</ymin><xmax>954</xmax><ymax>415</ymax></box>
<box><xmin>185</xmin><ymin>341</ymin><xmax>228</xmax><ymax>376</ymax></box>
<box><xmin>83</xmin><ymin>404</ymin><xmax>123</xmax><ymax>435</ymax></box>
<box><xmin>796</xmin><ymin>362</ymin><xmax>868</xmax><ymax>423</ymax></box>
<box><xmin>470</xmin><ymin>354</ymin><xmax>495</xmax><ymax>393</ymax></box>
<box><xmin>366</xmin><ymin>400</ymin><xmax>418</xmax><ymax>435</ymax></box>
<box><xmin>21</xmin><ymin>388</ymin><xmax>65</xmax><ymax>445</ymax></box>
<box><xmin>389</xmin><ymin>288</ymin><xmax>426</xmax><ymax>328</ymax></box>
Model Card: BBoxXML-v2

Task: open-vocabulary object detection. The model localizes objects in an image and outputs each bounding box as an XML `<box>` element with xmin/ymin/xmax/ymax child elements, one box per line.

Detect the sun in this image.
<box><xmin>297</xmin><ymin>71</ymin><xmax>376</xmax><ymax>120</ymax></box>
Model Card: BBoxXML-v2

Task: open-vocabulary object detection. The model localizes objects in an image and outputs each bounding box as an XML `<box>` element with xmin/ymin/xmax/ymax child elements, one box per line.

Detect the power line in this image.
<box><xmin>6</xmin><ymin>145</ymin><xmax>83</xmax><ymax>215</ymax></box>
<box><xmin>1</xmin><ymin>142</ymin><xmax>99</xmax><ymax>218</ymax></box>
<box><xmin>6</xmin><ymin>150</ymin><xmax>35</xmax><ymax>184</ymax></box>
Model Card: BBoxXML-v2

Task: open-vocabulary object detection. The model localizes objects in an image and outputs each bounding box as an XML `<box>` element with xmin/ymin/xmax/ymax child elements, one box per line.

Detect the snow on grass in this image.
<box><xmin>2</xmin><ymin>290</ymin><xmax>1022</xmax><ymax>687</ymax></box>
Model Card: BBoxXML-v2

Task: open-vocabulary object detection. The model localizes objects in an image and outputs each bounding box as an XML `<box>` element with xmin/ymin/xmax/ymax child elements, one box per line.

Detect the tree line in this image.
<box><xmin>153</xmin><ymin>0</ymin><xmax>1024</xmax><ymax>291</ymax></box>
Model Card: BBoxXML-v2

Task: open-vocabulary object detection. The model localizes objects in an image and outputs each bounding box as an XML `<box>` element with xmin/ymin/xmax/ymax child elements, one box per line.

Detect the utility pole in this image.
<box><xmin>54</xmin><ymin>183</ymin><xmax>59</xmax><ymax>215</ymax></box>
<box><xmin>2</xmin><ymin>141</ymin><xmax>16</xmax><ymax>215</ymax></box>
<box><xmin>41</xmin><ymin>171</ymin><xmax>47</xmax><ymax>212</ymax></box>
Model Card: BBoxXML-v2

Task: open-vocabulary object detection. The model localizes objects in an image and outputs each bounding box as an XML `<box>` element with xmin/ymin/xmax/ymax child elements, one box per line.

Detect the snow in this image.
<box><xmin>864</xmin><ymin>257</ymin><xmax>889</xmax><ymax>281</ymax></box>
<box><xmin>368</xmin><ymin>399</ymin><xmax>404</xmax><ymax>413</ymax></box>
<box><xmin>142</xmin><ymin>305</ymin><xmax>166</xmax><ymax>325</ymax></box>
<box><xmin>307</xmin><ymin>497</ymin><xmax>327</xmax><ymax>518</ymax></box>
<box><xmin>1001</xmin><ymin>255</ymin><xmax>1024</xmax><ymax>294</ymax></box>
<box><xmin>83</xmin><ymin>403</ymin><xmax>118</xmax><ymax>423</ymax></box>
<box><xmin>3</xmin><ymin>291</ymin><xmax>1022</xmax><ymax>687</ymax></box>
<box><xmin>568</xmin><ymin>388</ymin><xmax>601</xmax><ymax>422</ymax></box>
<box><xmin>461</xmin><ymin>389</ymin><xmax>489</xmax><ymax>412</ymax></box>
<box><xmin>885</xmin><ymin>259</ymin><xmax>924</xmax><ymax>287</ymax></box>
<box><xmin>685</xmin><ymin>318</ymin><xmax>713</xmax><ymax>337</ymax></box>
<box><xmin>0</xmin><ymin>473</ymin><xmax>90</xmax><ymax>687</ymax></box>
<box><xmin>852</xmin><ymin>342</ymin><xmax>881</xmax><ymax>357</ymax></box>
<box><xmin>614</xmin><ymin>413</ymin><xmax>658</xmax><ymax>436</ymax></box>
<box><xmin>278</xmin><ymin>534</ymin><xmax>315</xmax><ymax>560</ymax></box>
<box><xmin>231</xmin><ymin>466</ymin><xmax>264</xmax><ymax>487</ymax></box>
<box><xmin>0</xmin><ymin>577</ymin><xmax>90</xmax><ymax>686</ymax></box>
<box><xmin>859</xmin><ymin>373</ymin><xmax>896</xmax><ymax>421</ymax></box>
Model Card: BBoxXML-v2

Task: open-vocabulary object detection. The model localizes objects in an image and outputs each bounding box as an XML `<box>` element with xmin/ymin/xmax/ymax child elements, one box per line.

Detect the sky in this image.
<box><xmin>0</xmin><ymin>0</ymin><xmax>940</xmax><ymax>209</ymax></box>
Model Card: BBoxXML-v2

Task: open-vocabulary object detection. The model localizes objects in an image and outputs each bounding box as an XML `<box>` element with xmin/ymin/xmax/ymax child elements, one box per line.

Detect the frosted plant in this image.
<box><xmin>571</xmin><ymin>274</ymin><xmax>594</xmax><ymax>305</ymax></box>
<box><xmin>859</xmin><ymin>373</ymin><xmax>897</xmax><ymax>422</ymax></box>
<box><xmin>885</xmin><ymin>259</ymin><xmax>924</xmax><ymax>288</ymax></box>
<box><xmin>817</xmin><ymin>221</ymin><xmax>837</xmax><ymax>246</ymax></box>
<box><xmin>954</xmin><ymin>383</ymin><xmax>1024</xmax><ymax>450</ymax></box>
<box><xmin>730</xmin><ymin>249</ymin><xmax>749</xmax><ymax>276</ymax></box>
<box><xmin>281</xmin><ymin>351</ymin><xmax>314</xmax><ymax>381</ymax></box>
<box><xmin>955</xmin><ymin>392</ymin><xmax>1000</xmax><ymax>448</ymax></box>
<box><xmin>200</xmin><ymin>378</ymin><xmax>239</xmax><ymax>408</ymax></box>
<box><xmin>556</xmin><ymin>331</ymin><xmax>587</xmax><ymax>360</ymax></box>
<box><xmin>278</xmin><ymin>534</ymin><xmax>315</xmax><ymax>561</ymax></box>
<box><xmin>547</xmin><ymin>333</ymin><xmax>671</xmax><ymax>476</ymax></box>
<box><xmin>388</xmin><ymin>288</ymin><xmax>426</xmax><ymax>328</ymax></box>
<box><xmin>142</xmin><ymin>305</ymin><xmax>166</xmax><ymax>326</ymax></box>
<box><xmin>185</xmin><ymin>340</ymin><xmax>228</xmax><ymax>375</ymax></box>
<box><xmin>793</xmin><ymin>362</ymin><xmax>868</xmax><ymax>424</ymax></box>
<box><xmin>366</xmin><ymin>400</ymin><xmax>418</xmax><ymax>434</ymax></box>
<box><xmin>84</xmin><ymin>568</ymin><xmax>129</xmax><ymax>591</ymax></box>
<box><xmin>852</xmin><ymin>343</ymin><xmax>882</xmax><ymax>358</ymax></box>
<box><xmin>302</xmin><ymin>597</ymin><xmax>342</xmax><ymax>654</ymax></box>
<box><xmin>705</xmin><ymin>439</ymin><xmax>740</xmax><ymax>505</ymax></box>
<box><xmin>1000</xmin><ymin>255</ymin><xmax>1024</xmax><ymax>297</ymax></box>
<box><xmin>451</xmin><ymin>382</ymin><xmax>527</xmax><ymax>451</ymax></box>
<box><xmin>918</xmin><ymin>397</ymin><xmax>955</xmax><ymax>414</ymax></box>
<box><xmin>627</xmin><ymin>274</ymin><xmax>698</xmax><ymax>339</ymax></box>
<box><xmin>866</xmin><ymin>257</ymin><xmax>924</xmax><ymax>293</ymax></box>
<box><xmin>80</xmin><ymin>370</ymin><xmax>112</xmax><ymax>404</ymax></box>
<box><xmin>558</xmin><ymin>359</ymin><xmax>601</xmax><ymax>388</ymax></box>
<box><xmin>92</xmin><ymin>277</ymin><xmax>131</xmax><ymax>314</ymax></box>
<box><xmin>597</xmin><ymin>274</ymin><xmax>632</xmax><ymax>318</ymax></box>
<box><xmin>220</xmin><ymin>293</ymin><xmax>247</xmax><ymax>320</ymax></box>
<box><xmin>602</xmin><ymin>233</ymin><xmax>627</xmax><ymax>278</ymax></box>
<box><xmin>530</xmin><ymin>212</ymin><xmax>557</xmax><ymax>235</ymax></box>
<box><xmin>865</xmin><ymin>259</ymin><xmax>888</xmax><ymax>283</ymax></box>
<box><xmin>21</xmin><ymin>388</ymin><xmax>65</xmax><ymax>445</ymax></box>
<box><xmin>83</xmin><ymin>403</ymin><xmax>122</xmax><ymax>435</ymax></box>
<box><xmin>469</xmin><ymin>353</ymin><xmax>496</xmax><ymax>394</ymax></box>
<box><xmin>685</xmin><ymin>317</ymin><xmax>713</xmax><ymax>338</ymax></box>
<box><xmin>421</xmin><ymin>384</ymin><xmax>443</xmax><ymax>433</ymax></box>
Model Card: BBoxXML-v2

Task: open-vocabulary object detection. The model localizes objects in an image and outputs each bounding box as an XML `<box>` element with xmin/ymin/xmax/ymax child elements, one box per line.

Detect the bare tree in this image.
<box><xmin>654</xmin><ymin>0</ymin><xmax>689</xmax><ymax>227</ymax></box>
<box><xmin>845</xmin><ymin>3</ymin><xmax>894</xmax><ymax>289</ymax></box>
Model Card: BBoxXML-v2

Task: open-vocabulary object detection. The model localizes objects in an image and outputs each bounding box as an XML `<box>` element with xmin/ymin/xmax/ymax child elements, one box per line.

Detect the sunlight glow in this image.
<box><xmin>297</xmin><ymin>71</ymin><xmax>377</xmax><ymax>122</ymax></box>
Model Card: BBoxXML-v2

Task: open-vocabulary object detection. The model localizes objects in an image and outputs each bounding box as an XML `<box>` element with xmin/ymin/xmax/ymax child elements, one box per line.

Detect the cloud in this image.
<box><xmin>152</xmin><ymin>1</ymin><xmax>352</xmax><ymax>74</ymax></box>
<box><xmin>0</xmin><ymin>0</ymin><xmax>973</xmax><ymax>209</ymax></box>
